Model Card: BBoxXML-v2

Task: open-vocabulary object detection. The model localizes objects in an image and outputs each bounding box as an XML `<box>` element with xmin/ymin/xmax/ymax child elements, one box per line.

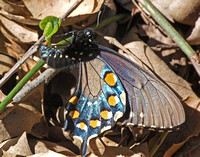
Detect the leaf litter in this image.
<box><xmin>0</xmin><ymin>0</ymin><xmax>200</xmax><ymax>156</ymax></box>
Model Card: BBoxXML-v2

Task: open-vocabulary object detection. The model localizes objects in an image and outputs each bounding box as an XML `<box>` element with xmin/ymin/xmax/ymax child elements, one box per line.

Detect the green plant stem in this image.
<box><xmin>0</xmin><ymin>60</ymin><xmax>45</xmax><ymax>112</ymax></box>
<box><xmin>149</xmin><ymin>132</ymin><xmax>169</xmax><ymax>157</ymax></box>
<box><xmin>97</xmin><ymin>14</ymin><xmax>128</xmax><ymax>29</ymax></box>
<box><xmin>138</xmin><ymin>0</ymin><xmax>196</xmax><ymax>59</ymax></box>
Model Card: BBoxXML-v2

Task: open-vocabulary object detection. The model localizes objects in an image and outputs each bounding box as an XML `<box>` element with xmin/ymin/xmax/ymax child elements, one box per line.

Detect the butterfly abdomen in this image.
<box><xmin>40</xmin><ymin>45</ymin><xmax>73</xmax><ymax>68</ymax></box>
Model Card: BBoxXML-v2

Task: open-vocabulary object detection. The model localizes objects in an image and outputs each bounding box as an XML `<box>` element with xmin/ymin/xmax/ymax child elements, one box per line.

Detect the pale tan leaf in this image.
<box><xmin>28</xmin><ymin>150</ymin><xmax>66</xmax><ymax>157</ymax></box>
<box><xmin>187</xmin><ymin>16</ymin><xmax>200</xmax><ymax>45</ymax></box>
<box><xmin>6</xmin><ymin>132</ymin><xmax>33</xmax><ymax>156</ymax></box>
<box><xmin>0</xmin><ymin>10</ymin><xmax>39</xmax><ymax>26</ymax></box>
<box><xmin>0</xmin><ymin>0</ymin><xmax>30</xmax><ymax>16</ymax></box>
<box><xmin>23</xmin><ymin>0</ymin><xmax>104</xmax><ymax>22</ymax></box>
<box><xmin>151</xmin><ymin>0</ymin><xmax>200</xmax><ymax>25</ymax></box>
<box><xmin>34</xmin><ymin>140</ymin><xmax>76</xmax><ymax>156</ymax></box>
<box><xmin>0</xmin><ymin>15</ymin><xmax>38</xmax><ymax>43</ymax></box>
<box><xmin>0</xmin><ymin>104</ymin><xmax>43</xmax><ymax>142</ymax></box>
<box><xmin>0</xmin><ymin>54</ymin><xmax>16</xmax><ymax>76</ymax></box>
<box><xmin>120</xmin><ymin>27</ymin><xmax>197</xmax><ymax>99</ymax></box>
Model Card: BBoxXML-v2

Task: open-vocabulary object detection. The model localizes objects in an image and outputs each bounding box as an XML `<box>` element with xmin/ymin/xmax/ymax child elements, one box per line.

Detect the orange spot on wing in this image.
<box><xmin>104</xmin><ymin>73</ymin><xmax>116</xmax><ymax>86</ymax></box>
<box><xmin>90</xmin><ymin>120</ymin><xmax>99</xmax><ymax>128</ymax></box>
<box><xmin>108</xmin><ymin>95</ymin><xmax>117</xmax><ymax>106</ymax></box>
<box><xmin>70</xmin><ymin>110</ymin><xmax>80</xmax><ymax>119</ymax></box>
<box><xmin>79</xmin><ymin>122</ymin><xmax>87</xmax><ymax>130</ymax></box>
<box><xmin>69</xmin><ymin>96</ymin><xmax>78</xmax><ymax>105</ymax></box>
<box><xmin>101</xmin><ymin>110</ymin><xmax>110</xmax><ymax>120</ymax></box>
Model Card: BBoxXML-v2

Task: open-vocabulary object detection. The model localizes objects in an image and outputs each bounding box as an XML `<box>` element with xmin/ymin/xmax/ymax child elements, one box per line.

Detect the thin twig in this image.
<box><xmin>0</xmin><ymin>0</ymin><xmax>84</xmax><ymax>88</ymax></box>
<box><xmin>0</xmin><ymin>37</ymin><xmax>43</xmax><ymax>88</ymax></box>
<box><xmin>13</xmin><ymin>68</ymin><xmax>61</xmax><ymax>103</ymax></box>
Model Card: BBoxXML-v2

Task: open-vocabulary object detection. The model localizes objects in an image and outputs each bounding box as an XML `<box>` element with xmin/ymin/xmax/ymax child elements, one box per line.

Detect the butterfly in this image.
<box><xmin>40</xmin><ymin>28</ymin><xmax>185</xmax><ymax>156</ymax></box>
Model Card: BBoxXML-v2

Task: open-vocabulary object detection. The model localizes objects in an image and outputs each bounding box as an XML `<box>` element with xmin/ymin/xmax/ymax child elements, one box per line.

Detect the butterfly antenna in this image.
<box><xmin>95</xmin><ymin>10</ymin><xmax>102</xmax><ymax>30</ymax></box>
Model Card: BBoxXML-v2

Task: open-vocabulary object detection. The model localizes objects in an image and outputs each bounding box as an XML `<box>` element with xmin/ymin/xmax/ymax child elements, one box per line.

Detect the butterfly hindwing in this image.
<box><xmin>64</xmin><ymin>58</ymin><xmax>126</xmax><ymax>155</ymax></box>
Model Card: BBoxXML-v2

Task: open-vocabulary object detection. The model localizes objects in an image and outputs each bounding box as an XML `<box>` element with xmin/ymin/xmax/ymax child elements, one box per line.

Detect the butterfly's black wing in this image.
<box><xmin>98</xmin><ymin>45</ymin><xmax>185</xmax><ymax>129</ymax></box>
<box><xmin>63</xmin><ymin>45</ymin><xmax>185</xmax><ymax>156</ymax></box>
<box><xmin>40</xmin><ymin>28</ymin><xmax>185</xmax><ymax>157</ymax></box>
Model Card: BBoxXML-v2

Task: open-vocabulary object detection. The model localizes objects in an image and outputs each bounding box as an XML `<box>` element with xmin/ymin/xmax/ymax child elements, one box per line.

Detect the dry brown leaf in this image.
<box><xmin>0</xmin><ymin>15</ymin><xmax>38</xmax><ymax>43</ymax></box>
<box><xmin>184</xmin><ymin>96</ymin><xmax>200</xmax><ymax>111</ymax></box>
<box><xmin>187</xmin><ymin>16</ymin><xmax>200</xmax><ymax>45</ymax></box>
<box><xmin>183</xmin><ymin>96</ymin><xmax>200</xmax><ymax>136</ymax></box>
<box><xmin>0</xmin><ymin>133</ymin><xmax>32</xmax><ymax>156</ymax></box>
<box><xmin>34</xmin><ymin>140</ymin><xmax>76</xmax><ymax>156</ymax></box>
<box><xmin>0</xmin><ymin>54</ymin><xmax>16</xmax><ymax>76</ymax></box>
<box><xmin>137</xmin><ymin>24</ymin><xmax>188</xmax><ymax>77</ymax></box>
<box><xmin>156</xmin><ymin>96</ymin><xmax>200</xmax><ymax>156</ymax></box>
<box><xmin>0</xmin><ymin>0</ymin><xmax>31</xmax><ymax>16</ymax></box>
<box><xmin>120</xmin><ymin>27</ymin><xmax>197</xmax><ymax>99</ymax></box>
<box><xmin>5</xmin><ymin>132</ymin><xmax>33</xmax><ymax>156</ymax></box>
<box><xmin>102</xmin><ymin>145</ymin><xmax>138</xmax><ymax>157</ymax></box>
<box><xmin>1</xmin><ymin>149</ymin><xmax>16</xmax><ymax>157</ymax></box>
<box><xmin>0</xmin><ymin>90</ymin><xmax>7</xmax><ymax>103</ymax></box>
<box><xmin>0</xmin><ymin>10</ymin><xmax>40</xmax><ymax>26</ymax></box>
<box><xmin>164</xmin><ymin>140</ymin><xmax>185</xmax><ymax>157</ymax></box>
<box><xmin>5</xmin><ymin>41</ymin><xmax>27</xmax><ymax>59</ymax></box>
<box><xmin>28</xmin><ymin>150</ymin><xmax>67</xmax><ymax>157</ymax></box>
<box><xmin>140</xmin><ymin>24</ymin><xmax>174</xmax><ymax>45</ymax></box>
<box><xmin>0</xmin><ymin>103</ymin><xmax>43</xmax><ymax>142</ymax></box>
<box><xmin>89</xmin><ymin>136</ymin><xmax>138</xmax><ymax>157</ymax></box>
<box><xmin>23</xmin><ymin>0</ymin><xmax>104</xmax><ymax>25</ymax></box>
<box><xmin>151</xmin><ymin>0</ymin><xmax>200</xmax><ymax>25</ymax></box>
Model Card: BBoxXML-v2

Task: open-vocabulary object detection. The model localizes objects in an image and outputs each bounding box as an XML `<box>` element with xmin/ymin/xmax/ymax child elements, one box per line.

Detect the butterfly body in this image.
<box><xmin>40</xmin><ymin>28</ymin><xmax>185</xmax><ymax>156</ymax></box>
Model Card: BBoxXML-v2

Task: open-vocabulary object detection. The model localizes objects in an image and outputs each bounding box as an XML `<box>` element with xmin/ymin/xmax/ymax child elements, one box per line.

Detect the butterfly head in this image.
<box><xmin>64</xmin><ymin>28</ymin><xmax>99</xmax><ymax>62</ymax></box>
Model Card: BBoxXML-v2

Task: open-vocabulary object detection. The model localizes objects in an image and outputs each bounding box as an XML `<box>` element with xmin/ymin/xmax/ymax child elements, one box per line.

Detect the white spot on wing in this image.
<box><xmin>107</xmin><ymin>111</ymin><xmax>113</xmax><ymax>119</ymax></box>
<box><xmin>87</xmin><ymin>102</ymin><xmax>92</xmax><ymax>106</ymax></box>
<box><xmin>129</xmin><ymin>111</ymin><xmax>134</xmax><ymax>117</ymax></box>
<box><xmin>126</xmin><ymin>122</ymin><xmax>135</xmax><ymax>126</ymax></box>
<box><xmin>76</xmin><ymin>123</ymin><xmax>88</xmax><ymax>132</ymax></box>
<box><xmin>101</xmin><ymin>126</ymin><xmax>112</xmax><ymax>133</ymax></box>
<box><xmin>140</xmin><ymin>112</ymin><xmax>144</xmax><ymax>118</ymax></box>
<box><xmin>114</xmin><ymin>111</ymin><xmax>123</xmax><ymax>121</ymax></box>
<box><xmin>64</xmin><ymin>110</ymin><xmax>68</xmax><ymax>115</ymax></box>
<box><xmin>120</xmin><ymin>91</ymin><xmax>126</xmax><ymax>106</ymax></box>
<box><xmin>114</xmin><ymin>96</ymin><xmax>120</xmax><ymax>104</ymax></box>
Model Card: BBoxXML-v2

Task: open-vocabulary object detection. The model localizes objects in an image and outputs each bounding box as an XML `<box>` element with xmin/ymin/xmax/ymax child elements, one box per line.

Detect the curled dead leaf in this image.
<box><xmin>0</xmin><ymin>103</ymin><xmax>43</xmax><ymax>142</ymax></box>
<box><xmin>119</xmin><ymin>27</ymin><xmax>197</xmax><ymax>99</ymax></box>
<box><xmin>0</xmin><ymin>15</ymin><xmax>38</xmax><ymax>43</ymax></box>
<box><xmin>0</xmin><ymin>54</ymin><xmax>16</xmax><ymax>76</ymax></box>
<box><xmin>151</xmin><ymin>0</ymin><xmax>200</xmax><ymax>26</ymax></box>
<box><xmin>23</xmin><ymin>0</ymin><xmax>104</xmax><ymax>25</ymax></box>
<box><xmin>187</xmin><ymin>16</ymin><xmax>200</xmax><ymax>45</ymax></box>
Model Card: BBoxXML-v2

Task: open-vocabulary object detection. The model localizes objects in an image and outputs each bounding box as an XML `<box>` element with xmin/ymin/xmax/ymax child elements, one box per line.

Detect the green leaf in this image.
<box><xmin>39</xmin><ymin>16</ymin><xmax>61</xmax><ymax>42</ymax></box>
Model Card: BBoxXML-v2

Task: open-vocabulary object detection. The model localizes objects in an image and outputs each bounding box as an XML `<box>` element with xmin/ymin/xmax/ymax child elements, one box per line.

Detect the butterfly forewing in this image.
<box><xmin>99</xmin><ymin>45</ymin><xmax>185</xmax><ymax>129</ymax></box>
